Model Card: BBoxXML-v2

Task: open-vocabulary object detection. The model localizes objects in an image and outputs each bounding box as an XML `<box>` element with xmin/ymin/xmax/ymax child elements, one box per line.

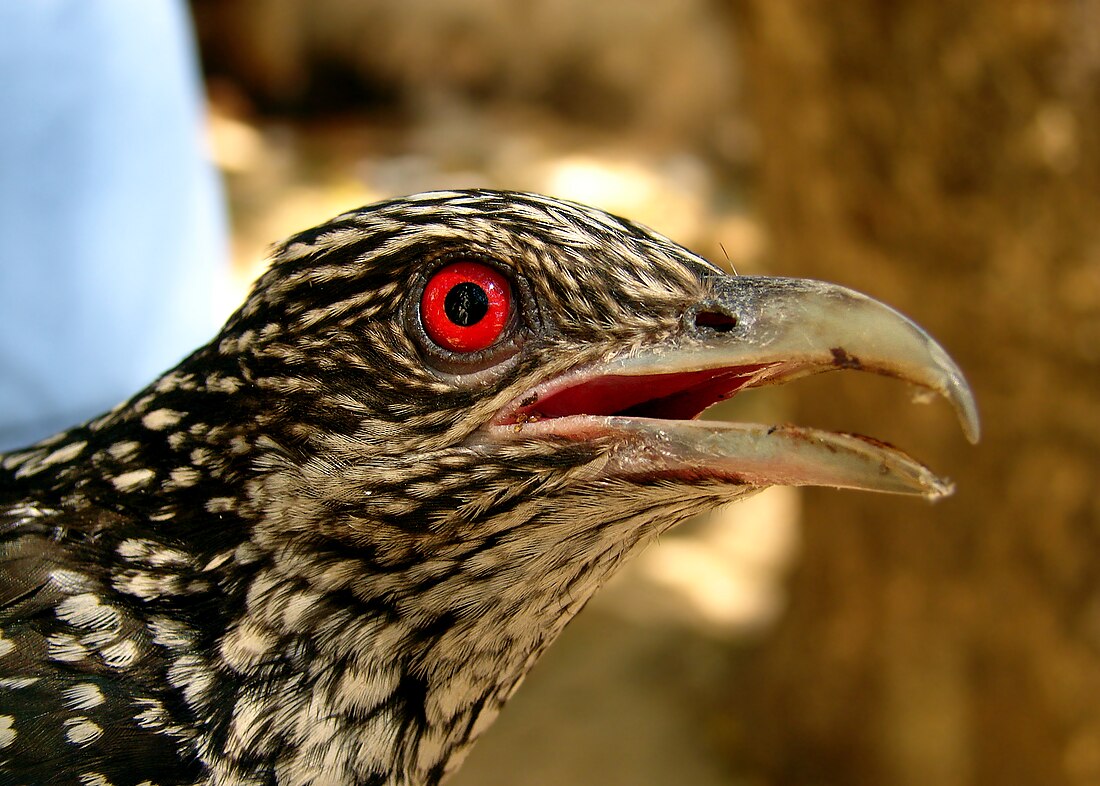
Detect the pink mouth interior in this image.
<box><xmin>505</xmin><ymin>364</ymin><xmax>774</xmax><ymax>424</ymax></box>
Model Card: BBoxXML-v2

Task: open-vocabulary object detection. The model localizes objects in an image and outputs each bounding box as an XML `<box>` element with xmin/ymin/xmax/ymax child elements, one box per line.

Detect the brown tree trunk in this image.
<box><xmin>726</xmin><ymin>2</ymin><xmax>1100</xmax><ymax>785</ymax></box>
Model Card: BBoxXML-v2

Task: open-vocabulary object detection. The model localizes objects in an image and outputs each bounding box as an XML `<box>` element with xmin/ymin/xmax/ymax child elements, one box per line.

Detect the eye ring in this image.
<box><xmin>421</xmin><ymin>261</ymin><xmax>512</xmax><ymax>352</ymax></box>
<box><xmin>407</xmin><ymin>254</ymin><xmax>535</xmax><ymax>377</ymax></box>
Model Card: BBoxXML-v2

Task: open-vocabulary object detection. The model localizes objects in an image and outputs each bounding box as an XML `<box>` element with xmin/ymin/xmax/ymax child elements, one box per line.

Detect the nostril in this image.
<box><xmin>693</xmin><ymin>310</ymin><xmax>739</xmax><ymax>333</ymax></box>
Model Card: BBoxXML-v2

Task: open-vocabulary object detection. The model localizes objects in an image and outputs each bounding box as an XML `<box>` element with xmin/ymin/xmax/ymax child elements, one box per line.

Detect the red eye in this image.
<box><xmin>421</xmin><ymin>261</ymin><xmax>513</xmax><ymax>353</ymax></box>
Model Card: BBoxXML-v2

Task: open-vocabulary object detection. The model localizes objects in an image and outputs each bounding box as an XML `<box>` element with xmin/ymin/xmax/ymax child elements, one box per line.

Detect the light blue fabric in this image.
<box><xmin>0</xmin><ymin>0</ymin><xmax>227</xmax><ymax>451</ymax></box>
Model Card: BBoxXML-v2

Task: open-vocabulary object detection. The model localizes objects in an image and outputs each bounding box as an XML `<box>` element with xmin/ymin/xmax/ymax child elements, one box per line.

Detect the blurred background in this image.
<box><xmin>11</xmin><ymin>0</ymin><xmax>1100</xmax><ymax>783</ymax></box>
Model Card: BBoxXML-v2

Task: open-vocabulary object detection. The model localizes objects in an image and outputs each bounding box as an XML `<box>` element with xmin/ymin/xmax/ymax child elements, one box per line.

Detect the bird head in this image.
<box><xmin>224</xmin><ymin>188</ymin><xmax>976</xmax><ymax>534</ymax></box>
<box><xmin>1</xmin><ymin>190</ymin><xmax>977</xmax><ymax>785</ymax></box>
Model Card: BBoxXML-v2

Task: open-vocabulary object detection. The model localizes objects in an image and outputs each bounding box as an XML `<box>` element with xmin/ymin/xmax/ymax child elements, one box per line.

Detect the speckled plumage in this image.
<box><xmin>0</xmin><ymin>190</ymin><xmax>976</xmax><ymax>786</ymax></box>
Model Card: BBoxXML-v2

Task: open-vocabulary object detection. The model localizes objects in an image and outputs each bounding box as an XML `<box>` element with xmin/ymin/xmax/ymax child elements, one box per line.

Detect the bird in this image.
<box><xmin>0</xmin><ymin>189</ymin><xmax>978</xmax><ymax>786</ymax></box>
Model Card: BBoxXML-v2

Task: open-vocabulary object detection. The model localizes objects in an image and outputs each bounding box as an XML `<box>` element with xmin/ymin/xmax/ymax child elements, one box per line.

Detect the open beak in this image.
<box><xmin>488</xmin><ymin>277</ymin><xmax>979</xmax><ymax>500</ymax></box>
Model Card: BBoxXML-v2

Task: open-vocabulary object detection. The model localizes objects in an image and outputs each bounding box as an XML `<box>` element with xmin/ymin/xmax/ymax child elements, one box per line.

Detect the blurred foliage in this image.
<box><xmin>727</xmin><ymin>2</ymin><xmax>1100</xmax><ymax>785</ymax></box>
<box><xmin>191</xmin><ymin>0</ymin><xmax>744</xmax><ymax>151</ymax></box>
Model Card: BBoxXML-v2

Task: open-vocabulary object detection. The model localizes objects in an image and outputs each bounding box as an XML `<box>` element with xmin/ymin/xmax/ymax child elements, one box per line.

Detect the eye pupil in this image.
<box><xmin>444</xmin><ymin>282</ymin><xmax>490</xmax><ymax>327</ymax></box>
